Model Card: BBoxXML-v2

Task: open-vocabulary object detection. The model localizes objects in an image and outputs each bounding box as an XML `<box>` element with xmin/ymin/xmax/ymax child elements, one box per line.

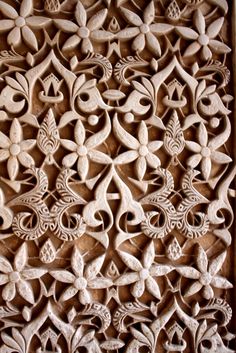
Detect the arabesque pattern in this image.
<box><xmin>0</xmin><ymin>0</ymin><xmax>234</xmax><ymax>352</ymax></box>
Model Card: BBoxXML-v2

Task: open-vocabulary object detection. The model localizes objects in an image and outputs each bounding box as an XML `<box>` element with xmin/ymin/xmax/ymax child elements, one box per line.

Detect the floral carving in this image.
<box><xmin>0</xmin><ymin>0</ymin><xmax>234</xmax><ymax>352</ymax></box>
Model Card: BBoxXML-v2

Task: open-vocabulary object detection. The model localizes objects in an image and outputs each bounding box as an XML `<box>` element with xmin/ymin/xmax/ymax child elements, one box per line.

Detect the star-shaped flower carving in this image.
<box><xmin>115</xmin><ymin>241</ymin><xmax>173</xmax><ymax>299</ymax></box>
<box><xmin>114</xmin><ymin>117</ymin><xmax>163</xmax><ymax>180</ymax></box>
<box><xmin>176</xmin><ymin>9</ymin><xmax>231</xmax><ymax>60</ymax></box>
<box><xmin>185</xmin><ymin>122</ymin><xmax>232</xmax><ymax>180</ymax></box>
<box><xmin>0</xmin><ymin>0</ymin><xmax>50</xmax><ymax>51</ymax></box>
<box><xmin>0</xmin><ymin>243</ymin><xmax>47</xmax><ymax>303</ymax></box>
<box><xmin>54</xmin><ymin>1</ymin><xmax>114</xmax><ymax>53</ymax></box>
<box><xmin>117</xmin><ymin>1</ymin><xmax>173</xmax><ymax>56</ymax></box>
<box><xmin>177</xmin><ymin>245</ymin><xmax>233</xmax><ymax>299</ymax></box>
<box><xmin>50</xmin><ymin>247</ymin><xmax>112</xmax><ymax>304</ymax></box>
<box><xmin>0</xmin><ymin>119</ymin><xmax>36</xmax><ymax>181</ymax></box>
<box><xmin>61</xmin><ymin>119</ymin><xmax>112</xmax><ymax>181</ymax></box>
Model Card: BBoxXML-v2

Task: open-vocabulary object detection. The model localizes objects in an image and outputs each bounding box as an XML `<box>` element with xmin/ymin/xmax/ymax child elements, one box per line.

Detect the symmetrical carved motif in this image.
<box><xmin>0</xmin><ymin>0</ymin><xmax>234</xmax><ymax>352</ymax></box>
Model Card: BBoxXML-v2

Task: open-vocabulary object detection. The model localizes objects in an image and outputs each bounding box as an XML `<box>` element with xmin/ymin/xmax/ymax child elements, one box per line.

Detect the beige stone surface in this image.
<box><xmin>0</xmin><ymin>0</ymin><xmax>234</xmax><ymax>352</ymax></box>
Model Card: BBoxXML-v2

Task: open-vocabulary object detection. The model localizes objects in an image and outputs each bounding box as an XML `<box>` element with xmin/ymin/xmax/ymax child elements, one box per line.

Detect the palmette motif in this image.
<box><xmin>0</xmin><ymin>0</ymin><xmax>234</xmax><ymax>352</ymax></box>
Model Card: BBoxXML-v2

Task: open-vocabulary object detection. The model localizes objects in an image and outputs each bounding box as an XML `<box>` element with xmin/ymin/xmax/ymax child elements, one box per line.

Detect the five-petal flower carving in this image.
<box><xmin>0</xmin><ymin>119</ymin><xmax>36</xmax><ymax>180</ymax></box>
<box><xmin>115</xmin><ymin>241</ymin><xmax>173</xmax><ymax>299</ymax></box>
<box><xmin>176</xmin><ymin>9</ymin><xmax>231</xmax><ymax>60</ymax></box>
<box><xmin>117</xmin><ymin>1</ymin><xmax>173</xmax><ymax>56</ymax></box>
<box><xmin>61</xmin><ymin>119</ymin><xmax>112</xmax><ymax>181</ymax></box>
<box><xmin>0</xmin><ymin>0</ymin><xmax>50</xmax><ymax>51</ymax></box>
<box><xmin>50</xmin><ymin>247</ymin><xmax>112</xmax><ymax>304</ymax></box>
<box><xmin>54</xmin><ymin>1</ymin><xmax>113</xmax><ymax>53</ymax></box>
<box><xmin>0</xmin><ymin>243</ymin><xmax>47</xmax><ymax>303</ymax></box>
<box><xmin>177</xmin><ymin>245</ymin><xmax>233</xmax><ymax>299</ymax></box>
<box><xmin>114</xmin><ymin>117</ymin><xmax>163</xmax><ymax>180</ymax></box>
<box><xmin>185</xmin><ymin>122</ymin><xmax>232</xmax><ymax>180</ymax></box>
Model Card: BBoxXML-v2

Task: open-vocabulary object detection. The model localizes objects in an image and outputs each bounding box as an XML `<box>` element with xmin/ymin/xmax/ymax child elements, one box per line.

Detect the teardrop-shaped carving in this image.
<box><xmin>37</xmin><ymin>109</ymin><xmax>60</xmax><ymax>164</ymax></box>
<box><xmin>39</xmin><ymin>239</ymin><xmax>56</xmax><ymax>263</ymax></box>
<box><xmin>164</xmin><ymin>111</ymin><xmax>185</xmax><ymax>157</ymax></box>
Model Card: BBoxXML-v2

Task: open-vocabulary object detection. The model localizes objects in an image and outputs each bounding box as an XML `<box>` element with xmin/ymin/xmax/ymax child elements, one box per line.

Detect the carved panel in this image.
<box><xmin>0</xmin><ymin>0</ymin><xmax>234</xmax><ymax>352</ymax></box>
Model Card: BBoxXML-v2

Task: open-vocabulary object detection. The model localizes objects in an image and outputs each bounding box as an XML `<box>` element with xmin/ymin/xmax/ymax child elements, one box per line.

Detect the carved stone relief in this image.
<box><xmin>0</xmin><ymin>0</ymin><xmax>234</xmax><ymax>352</ymax></box>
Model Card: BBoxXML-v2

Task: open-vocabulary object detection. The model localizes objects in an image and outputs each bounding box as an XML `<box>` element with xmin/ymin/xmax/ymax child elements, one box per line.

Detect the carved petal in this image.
<box><xmin>176</xmin><ymin>266</ymin><xmax>200</xmax><ymax>279</ymax></box>
<box><xmin>135</xmin><ymin>156</ymin><xmax>146</xmax><ymax>180</ymax></box>
<box><xmin>143</xmin><ymin>1</ymin><xmax>155</xmax><ymax>25</ymax></box>
<box><xmin>150</xmin><ymin>23</ymin><xmax>173</xmax><ymax>34</ymax></box>
<box><xmin>50</xmin><ymin>270</ymin><xmax>75</xmax><ymax>283</ymax></box>
<box><xmin>115</xmin><ymin>272</ymin><xmax>139</xmax><ymax>285</ymax></box>
<box><xmin>10</xmin><ymin>119</ymin><xmax>22</xmax><ymax>144</ymax></box>
<box><xmin>17</xmin><ymin>280</ymin><xmax>34</xmax><ymax>304</ymax></box>
<box><xmin>22</xmin><ymin>26</ymin><xmax>38</xmax><ymax>51</ymax></box>
<box><xmin>146</xmin><ymin>276</ymin><xmax>161</xmax><ymax>299</ymax></box>
<box><xmin>184</xmin><ymin>281</ymin><xmax>202</xmax><ymax>297</ymax></box>
<box><xmin>120</xmin><ymin>8</ymin><xmax>143</xmax><ymax>26</ymax></box>
<box><xmin>116</xmin><ymin>27</ymin><xmax>140</xmax><ymax>39</ymax></box>
<box><xmin>132</xmin><ymin>33</ymin><xmax>145</xmax><ymax>52</ymax></box>
<box><xmin>150</xmin><ymin>264</ymin><xmax>173</xmax><ymax>276</ymax></box>
<box><xmin>147</xmin><ymin>141</ymin><xmax>163</xmax><ymax>152</ymax></box>
<box><xmin>7</xmin><ymin>156</ymin><xmax>19</xmax><ymax>180</ymax></box>
<box><xmin>20</xmin><ymin>0</ymin><xmax>33</xmax><ymax>18</ymax></box>
<box><xmin>118</xmin><ymin>251</ymin><xmax>143</xmax><ymax>271</ymax></box>
<box><xmin>142</xmin><ymin>241</ymin><xmax>155</xmax><ymax>269</ymax></box>
<box><xmin>185</xmin><ymin>141</ymin><xmax>201</xmax><ymax>153</ymax></box>
<box><xmin>77</xmin><ymin>156</ymin><xmax>89</xmax><ymax>181</ymax></box>
<box><xmin>210</xmin><ymin>151</ymin><xmax>232</xmax><ymax>164</ymax></box>
<box><xmin>132</xmin><ymin>279</ymin><xmax>145</xmax><ymax>297</ymax></box>
<box><xmin>71</xmin><ymin>247</ymin><xmax>84</xmax><ymax>277</ymax></box>
<box><xmin>175</xmin><ymin>26</ymin><xmax>198</xmax><ymax>39</ymax></box>
<box><xmin>0</xmin><ymin>1</ymin><xmax>18</xmax><ymax>19</ymax></box>
<box><xmin>20</xmin><ymin>139</ymin><xmax>36</xmax><ymax>151</ymax></box>
<box><xmin>208</xmin><ymin>39</ymin><xmax>231</xmax><ymax>53</ymax></box>
<box><xmin>75</xmin><ymin>1</ymin><xmax>87</xmax><ymax>27</ymax></box>
<box><xmin>202</xmin><ymin>284</ymin><xmax>214</xmax><ymax>299</ymax></box>
<box><xmin>187</xmin><ymin>154</ymin><xmax>202</xmax><ymax>168</ymax></box>
<box><xmin>18</xmin><ymin>152</ymin><xmax>35</xmax><ymax>168</ymax></box>
<box><xmin>79</xmin><ymin>288</ymin><xmax>91</xmax><ymax>304</ymax></box>
<box><xmin>0</xmin><ymin>19</ymin><xmax>14</xmax><ymax>31</ymax></box>
<box><xmin>7</xmin><ymin>27</ymin><xmax>21</xmax><ymax>46</ymax></box>
<box><xmin>22</xmin><ymin>268</ymin><xmax>47</xmax><ymax>279</ymax></box>
<box><xmin>196</xmin><ymin>245</ymin><xmax>208</xmax><ymax>273</ymax></box>
<box><xmin>146</xmin><ymin>32</ymin><xmax>161</xmax><ymax>56</ymax></box>
<box><xmin>211</xmin><ymin>275</ymin><xmax>233</xmax><ymax>289</ymax></box>
<box><xmin>207</xmin><ymin>17</ymin><xmax>224</xmax><ymax>38</ymax></box>
<box><xmin>198</xmin><ymin>123</ymin><xmax>208</xmax><ymax>147</ymax></box>
<box><xmin>0</xmin><ymin>132</ymin><xmax>10</xmax><ymax>148</ymax></box>
<box><xmin>2</xmin><ymin>282</ymin><xmax>16</xmax><ymax>301</ymax></box>
<box><xmin>89</xmin><ymin>277</ymin><xmax>113</xmax><ymax>288</ymax></box>
<box><xmin>0</xmin><ymin>256</ymin><xmax>13</xmax><ymax>273</ymax></box>
<box><xmin>183</xmin><ymin>42</ymin><xmax>201</xmax><ymax>57</ymax></box>
<box><xmin>84</xmin><ymin>254</ymin><xmax>105</xmax><ymax>280</ymax></box>
<box><xmin>0</xmin><ymin>274</ymin><xmax>9</xmax><ymax>285</ymax></box>
<box><xmin>14</xmin><ymin>243</ymin><xmax>27</xmax><ymax>271</ymax></box>
<box><xmin>62</xmin><ymin>152</ymin><xmax>78</xmax><ymax>168</ymax></box>
<box><xmin>87</xmin><ymin>9</ymin><xmax>108</xmax><ymax>31</ymax></box>
<box><xmin>89</xmin><ymin>150</ymin><xmax>112</xmax><ymax>164</ymax></box>
<box><xmin>114</xmin><ymin>150</ymin><xmax>139</xmax><ymax>165</ymax></box>
<box><xmin>146</xmin><ymin>153</ymin><xmax>160</xmax><ymax>168</ymax></box>
<box><xmin>201</xmin><ymin>157</ymin><xmax>211</xmax><ymax>180</ymax></box>
<box><xmin>81</xmin><ymin>38</ymin><xmax>93</xmax><ymax>54</ymax></box>
<box><xmin>208</xmin><ymin>251</ymin><xmax>226</xmax><ymax>276</ymax></box>
<box><xmin>54</xmin><ymin>19</ymin><xmax>78</xmax><ymax>33</ymax></box>
<box><xmin>63</xmin><ymin>35</ymin><xmax>81</xmax><ymax>51</ymax></box>
<box><xmin>26</xmin><ymin>16</ymin><xmax>51</xmax><ymax>28</ymax></box>
<box><xmin>60</xmin><ymin>286</ymin><xmax>78</xmax><ymax>301</ymax></box>
<box><xmin>194</xmin><ymin>9</ymin><xmax>205</xmax><ymax>35</ymax></box>
<box><xmin>91</xmin><ymin>30</ymin><xmax>114</xmax><ymax>42</ymax></box>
